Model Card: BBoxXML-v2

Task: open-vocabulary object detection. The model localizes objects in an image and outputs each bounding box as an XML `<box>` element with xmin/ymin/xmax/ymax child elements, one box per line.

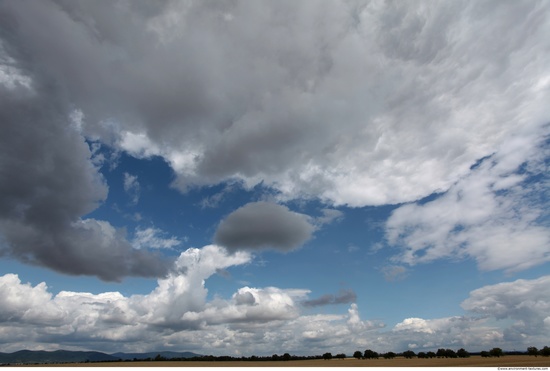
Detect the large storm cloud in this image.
<box><xmin>0</xmin><ymin>84</ymin><xmax>171</xmax><ymax>281</ymax></box>
<box><xmin>3</xmin><ymin>0</ymin><xmax>548</xmax><ymax>208</ymax></box>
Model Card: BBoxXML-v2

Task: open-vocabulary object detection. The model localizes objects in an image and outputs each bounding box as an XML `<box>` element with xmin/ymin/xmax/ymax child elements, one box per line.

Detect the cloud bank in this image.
<box><xmin>1</xmin><ymin>245</ymin><xmax>548</xmax><ymax>355</ymax></box>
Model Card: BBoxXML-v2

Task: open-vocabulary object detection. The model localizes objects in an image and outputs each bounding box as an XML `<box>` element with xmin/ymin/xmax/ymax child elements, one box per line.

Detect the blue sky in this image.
<box><xmin>1</xmin><ymin>0</ymin><xmax>550</xmax><ymax>357</ymax></box>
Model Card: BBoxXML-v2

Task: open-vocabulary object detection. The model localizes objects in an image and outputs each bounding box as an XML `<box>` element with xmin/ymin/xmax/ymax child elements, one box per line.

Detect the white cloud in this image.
<box><xmin>314</xmin><ymin>209</ymin><xmax>344</xmax><ymax>226</ymax></box>
<box><xmin>461</xmin><ymin>275</ymin><xmax>550</xmax><ymax>345</ymax></box>
<box><xmin>0</xmin><ymin>245</ymin><xmax>320</xmax><ymax>354</ymax></box>
<box><xmin>123</xmin><ymin>172</ymin><xmax>140</xmax><ymax>205</ymax></box>
<box><xmin>199</xmin><ymin>184</ymin><xmax>235</xmax><ymax>209</ymax></box>
<box><xmin>2</xmin><ymin>245</ymin><xmax>548</xmax><ymax>354</ymax></box>
<box><xmin>385</xmin><ymin>127</ymin><xmax>550</xmax><ymax>273</ymax></box>
<box><xmin>132</xmin><ymin>227</ymin><xmax>181</xmax><ymax>250</ymax></box>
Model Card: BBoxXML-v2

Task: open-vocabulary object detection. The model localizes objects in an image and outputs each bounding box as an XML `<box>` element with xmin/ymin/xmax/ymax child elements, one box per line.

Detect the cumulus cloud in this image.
<box><xmin>388</xmin><ymin>316</ymin><xmax>499</xmax><ymax>352</ymax></box>
<box><xmin>461</xmin><ymin>275</ymin><xmax>550</xmax><ymax>345</ymax></box>
<box><xmin>214</xmin><ymin>202</ymin><xmax>315</xmax><ymax>253</ymax></box>
<box><xmin>302</xmin><ymin>289</ymin><xmax>357</xmax><ymax>307</ymax></box>
<box><xmin>1</xmin><ymin>253</ymin><xmax>549</xmax><ymax>355</ymax></box>
<box><xmin>1</xmin><ymin>1</ymin><xmax>548</xmax><ymax>207</ymax></box>
<box><xmin>0</xmin><ymin>245</ymin><xmax>310</xmax><ymax>353</ymax></box>
<box><xmin>386</xmin><ymin>126</ymin><xmax>550</xmax><ymax>273</ymax></box>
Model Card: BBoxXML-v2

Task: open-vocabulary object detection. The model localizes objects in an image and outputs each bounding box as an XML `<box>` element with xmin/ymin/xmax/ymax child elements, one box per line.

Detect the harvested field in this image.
<box><xmin>25</xmin><ymin>355</ymin><xmax>550</xmax><ymax>367</ymax></box>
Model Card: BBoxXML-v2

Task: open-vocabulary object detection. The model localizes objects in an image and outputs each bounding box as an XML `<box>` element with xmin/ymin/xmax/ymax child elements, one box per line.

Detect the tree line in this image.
<box><xmin>344</xmin><ymin>346</ymin><xmax>550</xmax><ymax>360</ymax></box>
<box><xmin>119</xmin><ymin>345</ymin><xmax>550</xmax><ymax>363</ymax></box>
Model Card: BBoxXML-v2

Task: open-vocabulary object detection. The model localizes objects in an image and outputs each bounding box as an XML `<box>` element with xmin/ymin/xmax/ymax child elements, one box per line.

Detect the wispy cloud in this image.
<box><xmin>132</xmin><ymin>227</ymin><xmax>182</xmax><ymax>250</ymax></box>
<box><xmin>199</xmin><ymin>184</ymin><xmax>235</xmax><ymax>209</ymax></box>
<box><xmin>314</xmin><ymin>209</ymin><xmax>344</xmax><ymax>226</ymax></box>
<box><xmin>381</xmin><ymin>265</ymin><xmax>408</xmax><ymax>282</ymax></box>
<box><xmin>302</xmin><ymin>289</ymin><xmax>357</xmax><ymax>307</ymax></box>
<box><xmin>123</xmin><ymin>172</ymin><xmax>140</xmax><ymax>205</ymax></box>
<box><xmin>386</xmin><ymin>127</ymin><xmax>550</xmax><ymax>273</ymax></box>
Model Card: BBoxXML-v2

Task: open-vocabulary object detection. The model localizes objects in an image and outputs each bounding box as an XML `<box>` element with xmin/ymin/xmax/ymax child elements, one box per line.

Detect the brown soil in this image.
<box><xmin>21</xmin><ymin>355</ymin><xmax>550</xmax><ymax>367</ymax></box>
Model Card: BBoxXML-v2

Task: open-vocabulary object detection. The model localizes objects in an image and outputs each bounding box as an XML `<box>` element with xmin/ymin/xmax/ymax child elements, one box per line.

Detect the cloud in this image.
<box><xmin>0</xmin><ymin>262</ymin><xmax>374</xmax><ymax>354</ymax></box>
<box><xmin>199</xmin><ymin>184</ymin><xmax>236</xmax><ymax>209</ymax></box>
<box><xmin>1</xmin><ymin>252</ymin><xmax>549</xmax><ymax>355</ymax></box>
<box><xmin>385</xmin><ymin>126</ymin><xmax>550</xmax><ymax>273</ymax></box>
<box><xmin>214</xmin><ymin>202</ymin><xmax>315</xmax><ymax>253</ymax></box>
<box><xmin>131</xmin><ymin>227</ymin><xmax>181</xmax><ymax>250</ymax></box>
<box><xmin>314</xmin><ymin>209</ymin><xmax>344</xmax><ymax>226</ymax></box>
<box><xmin>0</xmin><ymin>245</ymin><xmax>310</xmax><ymax>353</ymax></box>
<box><xmin>123</xmin><ymin>173</ymin><xmax>140</xmax><ymax>205</ymax></box>
<box><xmin>2</xmin><ymin>1</ymin><xmax>548</xmax><ymax>208</ymax></box>
<box><xmin>302</xmin><ymin>289</ymin><xmax>357</xmax><ymax>307</ymax></box>
<box><xmin>381</xmin><ymin>265</ymin><xmax>408</xmax><ymax>282</ymax></box>
<box><xmin>461</xmin><ymin>275</ymin><xmax>550</xmax><ymax>344</ymax></box>
<box><xmin>0</xmin><ymin>80</ymin><xmax>170</xmax><ymax>281</ymax></box>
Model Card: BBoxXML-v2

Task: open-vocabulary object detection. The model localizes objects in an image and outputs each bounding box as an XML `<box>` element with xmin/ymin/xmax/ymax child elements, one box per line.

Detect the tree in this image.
<box><xmin>426</xmin><ymin>351</ymin><xmax>436</xmax><ymax>358</ymax></box>
<box><xmin>457</xmin><ymin>348</ymin><xmax>470</xmax><ymax>358</ymax></box>
<box><xmin>383</xmin><ymin>352</ymin><xmax>396</xmax><ymax>359</ymax></box>
<box><xmin>436</xmin><ymin>348</ymin><xmax>446</xmax><ymax>358</ymax></box>
<box><xmin>527</xmin><ymin>347</ymin><xmax>538</xmax><ymax>357</ymax></box>
<box><xmin>417</xmin><ymin>352</ymin><xmax>427</xmax><ymax>358</ymax></box>
<box><xmin>322</xmin><ymin>352</ymin><xmax>332</xmax><ymax>360</ymax></box>
<box><xmin>402</xmin><ymin>350</ymin><xmax>416</xmax><ymax>359</ymax></box>
<box><xmin>490</xmin><ymin>348</ymin><xmax>503</xmax><ymax>358</ymax></box>
<box><xmin>282</xmin><ymin>353</ymin><xmax>291</xmax><ymax>361</ymax></box>
<box><xmin>480</xmin><ymin>351</ymin><xmax>490</xmax><ymax>358</ymax></box>
<box><xmin>364</xmin><ymin>349</ymin><xmax>379</xmax><ymax>359</ymax></box>
<box><xmin>540</xmin><ymin>346</ymin><xmax>550</xmax><ymax>357</ymax></box>
<box><xmin>353</xmin><ymin>351</ymin><xmax>362</xmax><ymax>359</ymax></box>
<box><xmin>271</xmin><ymin>354</ymin><xmax>279</xmax><ymax>361</ymax></box>
<box><xmin>335</xmin><ymin>353</ymin><xmax>346</xmax><ymax>359</ymax></box>
<box><xmin>445</xmin><ymin>349</ymin><xmax>457</xmax><ymax>358</ymax></box>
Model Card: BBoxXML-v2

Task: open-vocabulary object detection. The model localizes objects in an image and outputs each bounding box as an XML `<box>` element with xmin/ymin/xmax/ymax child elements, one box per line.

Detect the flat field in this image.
<box><xmin>28</xmin><ymin>355</ymin><xmax>550</xmax><ymax>367</ymax></box>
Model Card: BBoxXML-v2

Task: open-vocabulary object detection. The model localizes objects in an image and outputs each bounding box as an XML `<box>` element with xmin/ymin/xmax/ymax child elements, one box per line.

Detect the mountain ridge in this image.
<box><xmin>0</xmin><ymin>349</ymin><xmax>202</xmax><ymax>364</ymax></box>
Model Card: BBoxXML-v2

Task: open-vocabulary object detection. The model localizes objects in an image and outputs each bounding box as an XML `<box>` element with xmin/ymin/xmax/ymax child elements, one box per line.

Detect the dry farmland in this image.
<box><xmin>27</xmin><ymin>355</ymin><xmax>550</xmax><ymax>367</ymax></box>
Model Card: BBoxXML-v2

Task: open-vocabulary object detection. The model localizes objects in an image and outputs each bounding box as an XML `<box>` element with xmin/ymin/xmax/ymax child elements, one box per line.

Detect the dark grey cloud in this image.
<box><xmin>302</xmin><ymin>289</ymin><xmax>357</xmax><ymax>307</ymax></box>
<box><xmin>0</xmin><ymin>58</ymin><xmax>171</xmax><ymax>282</ymax></box>
<box><xmin>214</xmin><ymin>202</ymin><xmax>314</xmax><ymax>252</ymax></box>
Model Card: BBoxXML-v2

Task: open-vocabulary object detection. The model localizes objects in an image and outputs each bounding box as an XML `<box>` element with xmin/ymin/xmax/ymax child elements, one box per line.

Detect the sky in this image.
<box><xmin>0</xmin><ymin>0</ymin><xmax>550</xmax><ymax>357</ymax></box>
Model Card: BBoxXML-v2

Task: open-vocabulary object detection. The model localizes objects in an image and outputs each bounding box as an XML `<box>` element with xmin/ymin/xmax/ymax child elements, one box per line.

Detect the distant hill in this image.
<box><xmin>111</xmin><ymin>351</ymin><xmax>203</xmax><ymax>360</ymax></box>
<box><xmin>0</xmin><ymin>349</ymin><xmax>202</xmax><ymax>365</ymax></box>
<box><xmin>0</xmin><ymin>350</ymin><xmax>118</xmax><ymax>364</ymax></box>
